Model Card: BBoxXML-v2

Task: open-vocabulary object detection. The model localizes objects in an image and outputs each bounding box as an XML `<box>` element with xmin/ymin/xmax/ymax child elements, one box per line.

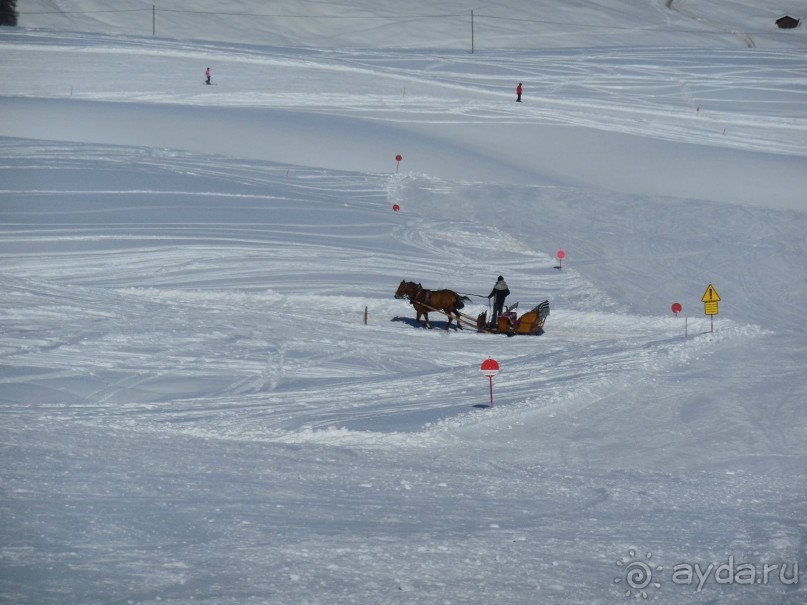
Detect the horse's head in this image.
<box><xmin>394</xmin><ymin>280</ymin><xmax>420</xmax><ymax>299</ymax></box>
<box><xmin>394</xmin><ymin>280</ymin><xmax>408</xmax><ymax>299</ymax></box>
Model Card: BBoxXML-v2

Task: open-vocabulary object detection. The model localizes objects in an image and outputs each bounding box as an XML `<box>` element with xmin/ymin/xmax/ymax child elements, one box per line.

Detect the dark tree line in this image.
<box><xmin>0</xmin><ymin>0</ymin><xmax>18</xmax><ymax>26</ymax></box>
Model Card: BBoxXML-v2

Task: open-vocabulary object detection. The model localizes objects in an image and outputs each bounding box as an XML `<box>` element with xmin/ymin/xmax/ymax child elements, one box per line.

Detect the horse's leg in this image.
<box><xmin>420</xmin><ymin>301</ymin><xmax>432</xmax><ymax>328</ymax></box>
<box><xmin>415</xmin><ymin>304</ymin><xmax>431</xmax><ymax>328</ymax></box>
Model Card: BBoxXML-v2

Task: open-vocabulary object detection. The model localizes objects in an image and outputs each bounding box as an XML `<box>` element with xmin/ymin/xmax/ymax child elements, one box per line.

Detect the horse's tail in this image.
<box><xmin>454</xmin><ymin>294</ymin><xmax>464</xmax><ymax>311</ymax></box>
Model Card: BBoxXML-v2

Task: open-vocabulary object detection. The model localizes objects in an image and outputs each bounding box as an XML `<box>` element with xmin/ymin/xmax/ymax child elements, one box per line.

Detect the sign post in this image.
<box><xmin>480</xmin><ymin>358</ymin><xmax>500</xmax><ymax>408</ymax></box>
<box><xmin>701</xmin><ymin>283</ymin><xmax>721</xmax><ymax>333</ymax></box>
<box><xmin>671</xmin><ymin>302</ymin><xmax>686</xmax><ymax>337</ymax></box>
<box><xmin>556</xmin><ymin>249</ymin><xmax>566</xmax><ymax>270</ymax></box>
<box><xmin>395</xmin><ymin>154</ymin><xmax>403</xmax><ymax>173</ymax></box>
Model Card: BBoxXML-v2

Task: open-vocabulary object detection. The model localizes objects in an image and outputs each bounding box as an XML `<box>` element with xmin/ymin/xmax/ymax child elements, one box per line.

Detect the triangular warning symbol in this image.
<box><xmin>701</xmin><ymin>283</ymin><xmax>721</xmax><ymax>302</ymax></box>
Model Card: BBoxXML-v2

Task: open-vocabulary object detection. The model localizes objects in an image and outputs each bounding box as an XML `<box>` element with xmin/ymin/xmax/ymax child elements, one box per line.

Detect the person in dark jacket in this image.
<box><xmin>487</xmin><ymin>276</ymin><xmax>510</xmax><ymax>327</ymax></box>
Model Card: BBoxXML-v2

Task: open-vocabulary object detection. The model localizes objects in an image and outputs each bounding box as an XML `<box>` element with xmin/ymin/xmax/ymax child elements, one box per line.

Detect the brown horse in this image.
<box><xmin>394</xmin><ymin>280</ymin><xmax>465</xmax><ymax>330</ymax></box>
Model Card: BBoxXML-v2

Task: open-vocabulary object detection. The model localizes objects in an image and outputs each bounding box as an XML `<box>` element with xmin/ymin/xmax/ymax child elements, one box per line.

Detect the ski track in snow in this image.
<box><xmin>0</xmin><ymin>139</ymin><xmax>776</xmax><ymax>451</ymax></box>
<box><xmin>3</xmin><ymin>32</ymin><xmax>807</xmax><ymax>158</ymax></box>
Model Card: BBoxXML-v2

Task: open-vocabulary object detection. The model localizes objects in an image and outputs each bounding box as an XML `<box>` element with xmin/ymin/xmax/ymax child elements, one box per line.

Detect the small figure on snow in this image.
<box><xmin>516</xmin><ymin>82</ymin><xmax>522</xmax><ymax>102</ymax></box>
<box><xmin>205</xmin><ymin>67</ymin><xmax>211</xmax><ymax>85</ymax></box>
<box><xmin>487</xmin><ymin>276</ymin><xmax>510</xmax><ymax>327</ymax></box>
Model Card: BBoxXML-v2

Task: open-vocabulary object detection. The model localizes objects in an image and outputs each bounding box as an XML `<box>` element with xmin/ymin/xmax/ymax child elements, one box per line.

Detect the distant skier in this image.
<box><xmin>516</xmin><ymin>82</ymin><xmax>522</xmax><ymax>102</ymax></box>
<box><xmin>487</xmin><ymin>276</ymin><xmax>510</xmax><ymax>327</ymax></box>
<box><xmin>205</xmin><ymin>67</ymin><xmax>211</xmax><ymax>85</ymax></box>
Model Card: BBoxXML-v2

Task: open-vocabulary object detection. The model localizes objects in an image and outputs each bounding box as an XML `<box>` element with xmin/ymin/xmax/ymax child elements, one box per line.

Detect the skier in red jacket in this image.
<box><xmin>516</xmin><ymin>82</ymin><xmax>522</xmax><ymax>102</ymax></box>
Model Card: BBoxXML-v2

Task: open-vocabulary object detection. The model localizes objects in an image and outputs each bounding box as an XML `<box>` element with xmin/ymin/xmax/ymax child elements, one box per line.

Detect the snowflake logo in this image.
<box><xmin>614</xmin><ymin>549</ymin><xmax>663</xmax><ymax>599</ymax></box>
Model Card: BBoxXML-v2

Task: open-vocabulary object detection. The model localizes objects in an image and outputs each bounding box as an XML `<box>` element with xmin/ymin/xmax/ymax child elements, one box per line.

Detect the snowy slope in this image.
<box><xmin>2</xmin><ymin>1</ymin><xmax>807</xmax><ymax>604</ymax></box>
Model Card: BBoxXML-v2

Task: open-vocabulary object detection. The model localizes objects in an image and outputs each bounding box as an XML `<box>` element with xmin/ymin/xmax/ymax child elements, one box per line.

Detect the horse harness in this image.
<box><xmin>412</xmin><ymin>288</ymin><xmax>431</xmax><ymax>307</ymax></box>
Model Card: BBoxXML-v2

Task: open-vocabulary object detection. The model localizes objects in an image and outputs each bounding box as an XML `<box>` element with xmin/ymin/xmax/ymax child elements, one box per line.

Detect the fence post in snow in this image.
<box><xmin>471</xmin><ymin>11</ymin><xmax>474</xmax><ymax>54</ymax></box>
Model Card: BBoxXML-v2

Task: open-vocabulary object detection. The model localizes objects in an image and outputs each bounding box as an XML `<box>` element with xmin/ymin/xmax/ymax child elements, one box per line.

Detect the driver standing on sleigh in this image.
<box><xmin>487</xmin><ymin>276</ymin><xmax>510</xmax><ymax>328</ymax></box>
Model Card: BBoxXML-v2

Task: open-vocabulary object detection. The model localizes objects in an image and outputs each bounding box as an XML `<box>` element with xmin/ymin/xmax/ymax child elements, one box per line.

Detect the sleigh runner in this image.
<box><xmin>394</xmin><ymin>280</ymin><xmax>549</xmax><ymax>335</ymax></box>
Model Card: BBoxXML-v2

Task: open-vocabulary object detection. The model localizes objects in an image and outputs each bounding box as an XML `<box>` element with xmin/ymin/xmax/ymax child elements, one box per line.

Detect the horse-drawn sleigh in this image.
<box><xmin>394</xmin><ymin>280</ymin><xmax>549</xmax><ymax>335</ymax></box>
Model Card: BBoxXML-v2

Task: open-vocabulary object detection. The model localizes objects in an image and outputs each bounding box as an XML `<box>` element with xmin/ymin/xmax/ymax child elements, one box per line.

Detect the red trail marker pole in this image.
<box><xmin>672</xmin><ymin>302</ymin><xmax>684</xmax><ymax>337</ymax></box>
<box><xmin>480</xmin><ymin>358</ymin><xmax>500</xmax><ymax>408</ymax></box>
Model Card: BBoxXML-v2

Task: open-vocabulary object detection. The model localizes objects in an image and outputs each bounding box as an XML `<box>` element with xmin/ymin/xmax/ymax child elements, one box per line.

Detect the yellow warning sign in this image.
<box><xmin>701</xmin><ymin>284</ymin><xmax>721</xmax><ymax>303</ymax></box>
<box><xmin>702</xmin><ymin>283</ymin><xmax>720</xmax><ymax>316</ymax></box>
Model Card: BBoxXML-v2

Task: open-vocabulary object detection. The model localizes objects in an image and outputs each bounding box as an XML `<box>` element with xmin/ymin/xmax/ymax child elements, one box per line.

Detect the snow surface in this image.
<box><xmin>2</xmin><ymin>1</ymin><xmax>807</xmax><ymax>604</ymax></box>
